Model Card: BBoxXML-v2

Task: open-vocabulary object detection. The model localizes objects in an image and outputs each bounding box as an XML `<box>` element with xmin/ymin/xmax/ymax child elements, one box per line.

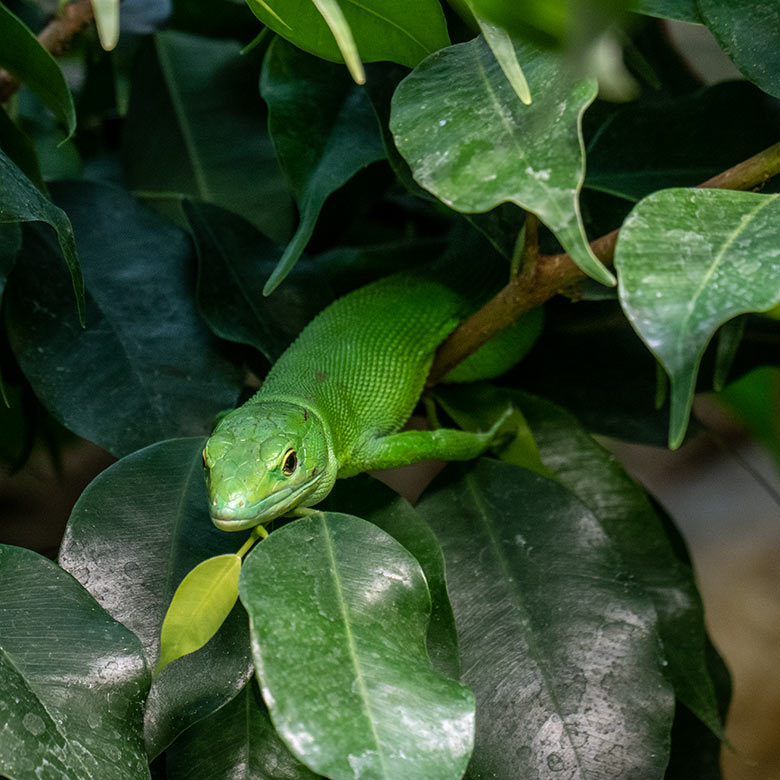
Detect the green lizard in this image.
<box><xmin>202</xmin><ymin>255</ymin><xmax>540</xmax><ymax>531</ymax></box>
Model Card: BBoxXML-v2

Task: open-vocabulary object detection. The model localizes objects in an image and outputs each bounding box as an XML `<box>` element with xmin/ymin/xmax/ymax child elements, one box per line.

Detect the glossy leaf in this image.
<box><xmin>0</xmin><ymin>544</ymin><xmax>150</xmax><ymax>780</ymax></box>
<box><xmin>699</xmin><ymin>0</ymin><xmax>780</xmax><ymax>99</ymax></box>
<box><xmin>184</xmin><ymin>200</ymin><xmax>333</xmax><ymax>361</ymax></box>
<box><xmin>246</xmin><ymin>0</ymin><xmax>449</xmax><ymax>69</ymax></box>
<box><xmin>616</xmin><ymin>188</ymin><xmax>780</xmax><ymax>448</ymax></box>
<box><xmin>58</xmin><ymin>437</ymin><xmax>253</xmax><ymax>759</ymax></box>
<box><xmin>260</xmin><ymin>38</ymin><xmax>385</xmax><ymax>293</ymax></box>
<box><xmin>0</xmin><ymin>104</ymin><xmax>45</xmax><ymax>192</ymax></box>
<box><xmin>0</xmin><ymin>221</ymin><xmax>21</xmax><ymax>298</ymax></box>
<box><xmin>322</xmin><ymin>474</ymin><xmax>460</xmax><ymax>679</ymax></box>
<box><xmin>157</xmin><ymin>553</ymin><xmax>242</xmax><ymax>674</ymax></box>
<box><xmin>239</xmin><ymin>512</ymin><xmax>475</xmax><ymax>780</ymax></box>
<box><xmin>6</xmin><ymin>181</ymin><xmax>240</xmax><ymax>457</ymax></box>
<box><xmin>0</xmin><ymin>3</ymin><xmax>76</xmax><ymax>139</ymax></box>
<box><xmin>123</xmin><ymin>31</ymin><xmax>293</xmax><ymax>243</ymax></box>
<box><xmin>434</xmin><ymin>384</ymin><xmax>551</xmax><ymax>477</ymax></box>
<box><xmin>586</xmin><ymin>82</ymin><xmax>780</xmax><ymax>202</ymax></box>
<box><xmin>416</xmin><ymin>459</ymin><xmax>674</xmax><ymax>780</ymax></box>
<box><xmin>628</xmin><ymin>0</ymin><xmax>701</xmax><ymax>22</ymax></box>
<box><xmin>515</xmin><ymin>388</ymin><xmax>722</xmax><ymax>735</ymax></box>
<box><xmin>166</xmin><ymin>679</ymin><xmax>321</xmax><ymax>780</ymax></box>
<box><xmin>0</xmin><ymin>148</ymin><xmax>84</xmax><ymax>323</ymax></box>
<box><xmin>391</xmin><ymin>36</ymin><xmax>614</xmax><ymax>286</ymax></box>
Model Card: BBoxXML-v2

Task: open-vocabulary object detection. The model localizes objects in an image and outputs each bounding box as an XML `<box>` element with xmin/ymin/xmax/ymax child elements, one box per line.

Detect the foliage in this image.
<box><xmin>1</xmin><ymin>1</ymin><xmax>778</xmax><ymax>779</ymax></box>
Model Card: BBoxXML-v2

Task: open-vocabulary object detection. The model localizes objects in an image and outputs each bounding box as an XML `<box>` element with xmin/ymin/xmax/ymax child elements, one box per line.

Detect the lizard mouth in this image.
<box><xmin>210</xmin><ymin>474</ymin><xmax>321</xmax><ymax>532</ymax></box>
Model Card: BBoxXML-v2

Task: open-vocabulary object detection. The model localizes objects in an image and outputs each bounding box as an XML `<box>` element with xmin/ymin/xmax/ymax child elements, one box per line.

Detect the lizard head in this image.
<box><xmin>202</xmin><ymin>401</ymin><xmax>335</xmax><ymax>531</ymax></box>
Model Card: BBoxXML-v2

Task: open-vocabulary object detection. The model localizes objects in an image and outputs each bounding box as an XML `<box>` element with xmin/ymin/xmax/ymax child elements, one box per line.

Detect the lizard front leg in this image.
<box><xmin>342</xmin><ymin>408</ymin><xmax>512</xmax><ymax>475</ymax></box>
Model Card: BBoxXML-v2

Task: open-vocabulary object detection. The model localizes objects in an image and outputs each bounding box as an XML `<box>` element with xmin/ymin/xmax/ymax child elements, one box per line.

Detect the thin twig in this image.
<box><xmin>0</xmin><ymin>0</ymin><xmax>95</xmax><ymax>103</ymax></box>
<box><xmin>427</xmin><ymin>140</ymin><xmax>780</xmax><ymax>386</ymax></box>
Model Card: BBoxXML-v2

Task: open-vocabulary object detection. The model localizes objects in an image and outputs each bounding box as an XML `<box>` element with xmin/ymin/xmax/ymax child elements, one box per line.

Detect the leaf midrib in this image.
<box><xmin>320</xmin><ymin>514</ymin><xmax>389</xmax><ymax>777</ymax></box>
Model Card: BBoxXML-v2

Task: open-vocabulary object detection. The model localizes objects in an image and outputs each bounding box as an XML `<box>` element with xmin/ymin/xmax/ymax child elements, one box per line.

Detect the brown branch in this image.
<box><xmin>427</xmin><ymin>139</ymin><xmax>780</xmax><ymax>386</ymax></box>
<box><xmin>0</xmin><ymin>0</ymin><xmax>95</xmax><ymax>103</ymax></box>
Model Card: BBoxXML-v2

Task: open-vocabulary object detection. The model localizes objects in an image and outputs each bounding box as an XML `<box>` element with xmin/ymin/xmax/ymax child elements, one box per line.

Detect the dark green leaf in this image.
<box><xmin>6</xmin><ymin>181</ymin><xmax>240</xmax><ymax>457</ymax></box>
<box><xmin>322</xmin><ymin>474</ymin><xmax>461</xmax><ymax>679</ymax></box>
<box><xmin>416</xmin><ymin>459</ymin><xmax>674</xmax><ymax>780</ymax></box>
<box><xmin>260</xmin><ymin>38</ymin><xmax>386</xmax><ymax>293</ymax></box>
<box><xmin>391</xmin><ymin>36</ymin><xmax>614</xmax><ymax>286</ymax></box>
<box><xmin>239</xmin><ymin>512</ymin><xmax>475</xmax><ymax>780</ymax></box>
<box><xmin>713</xmin><ymin>316</ymin><xmax>746</xmax><ymax>392</ymax></box>
<box><xmin>184</xmin><ymin>200</ymin><xmax>333</xmax><ymax>362</ymax></box>
<box><xmin>615</xmin><ymin>188</ymin><xmax>780</xmax><ymax>448</ymax></box>
<box><xmin>434</xmin><ymin>383</ymin><xmax>551</xmax><ymax>477</ymax></box>
<box><xmin>0</xmin><ymin>221</ymin><xmax>21</xmax><ymax>297</ymax></box>
<box><xmin>57</xmin><ymin>437</ymin><xmax>253</xmax><ymax>760</ymax></box>
<box><xmin>628</xmin><ymin>0</ymin><xmax>701</xmax><ymax>22</ymax></box>
<box><xmin>699</xmin><ymin>0</ymin><xmax>780</xmax><ymax>99</ymax></box>
<box><xmin>246</xmin><ymin>0</ymin><xmax>450</xmax><ymax>69</ymax></box>
<box><xmin>122</xmin><ymin>31</ymin><xmax>293</xmax><ymax>243</ymax></box>
<box><xmin>0</xmin><ymin>147</ymin><xmax>84</xmax><ymax>323</ymax></box>
<box><xmin>0</xmin><ymin>3</ymin><xmax>76</xmax><ymax>138</ymax></box>
<box><xmin>586</xmin><ymin>82</ymin><xmax>780</xmax><ymax>201</ymax></box>
<box><xmin>0</xmin><ymin>104</ymin><xmax>45</xmax><ymax>192</ymax></box>
<box><xmin>513</xmin><ymin>299</ymin><xmax>673</xmax><ymax>445</ymax></box>
<box><xmin>516</xmin><ymin>389</ymin><xmax>722</xmax><ymax>735</ymax></box>
<box><xmin>0</xmin><ymin>544</ymin><xmax>150</xmax><ymax>780</ymax></box>
<box><xmin>166</xmin><ymin>679</ymin><xmax>321</xmax><ymax>780</ymax></box>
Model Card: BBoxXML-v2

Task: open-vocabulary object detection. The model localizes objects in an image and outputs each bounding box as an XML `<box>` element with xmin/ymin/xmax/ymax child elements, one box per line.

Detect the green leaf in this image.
<box><xmin>58</xmin><ymin>437</ymin><xmax>254</xmax><ymax>760</ymax></box>
<box><xmin>239</xmin><ymin>512</ymin><xmax>475</xmax><ymax>780</ymax></box>
<box><xmin>311</xmin><ymin>0</ymin><xmax>365</xmax><ymax>84</ymax></box>
<box><xmin>475</xmin><ymin>15</ymin><xmax>531</xmax><ymax>104</ymax></box>
<box><xmin>698</xmin><ymin>0</ymin><xmax>780</xmax><ymax>99</ymax></box>
<box><xmin>0</xmin><ymin>544</ymin><xmax>150</xmax><ymax>780</ymax></box>
<box><xmin>586</xmin><ymin>82</ymin><xmax>780</xmax><ymax>202</ymax></box>
<box><xmin>434</xmin><ymin>384</ymin><xmax>552</xmax><ymax>477</ymax></box>
<box><xmin>166</xmin><ymin>680</ymin><xmax>321</xmax><ymax>780</ymax></box>
<box><xmin>718</xmin><ymin>366</ymin><xmax>780</xmax><ymax>466</ymax></box>
<box><xmin>5</xmin><ymin>181</ymin><xmax>240</xmax><ymax>458</ymax></box>
<box><xmin>122</xmin><ymin>31</ymin><xmax>293</xmax><ymax>243</ymax></box>
<box><xmin>517</xmin><ymin>389</ymin><xmax>723</xmax><ymax>735</ymax></box>
<box><xmin>0</xmin><ymin>104</ymin><xmax>45</xmax><ymax>192</ymax></box>
<box><xmin>415</xmin><ymin>459</ymin><xmax>674</xmax><ymax>780</ymax></box>
<box><xmin>91</xmin><ymin>0</ymin><xmax>120</xmax><ymax>50</ymax></box>
<box><xmin>615</xmin><ymin>188</ymin><xmax>780</xmax><ymax>448</ymax></box>
<box><xmin>183</xmin><ymin>200</ymin><xmax>334</xmax><ymax>362</ymax></box>
<box><xmin>712</xmin><ymin>316</ymin><xmax>746</xmax><ymax>391</ymax></box>
<box><xmin>0</xmin><ymin>221</ymin><xmax>21</xmax><ymax>298</ymax></box>
<box><xmin>260</xmin><ymin>37</ymin><xmax>385</xmax><ymax>293</ymax></box>
<box><xmin>437</xmin><ymin>383</ymin><xmax>723</xmax><ymax>734</ymax></box>
<box><xmin>0</xmin><ymin>147</ymin><xmax>84</xmax><ymax>324</ymax></box>
<box><xmin>321</xmin><ymin>474</ymin><xmax>461</xmax><ymax>680</ymax></box>
<box><xmin>0</xmin><ymin>3</ymin><xmax>76</xmax><ymax>139</ymax></box>
<box><xmin>246</xmin><ymin>0</ymin><xmax>450</xmax><ymax>70</ymax></box>
<box><xmin>628</xmin><ymin>0</ymin><xmax>701</xmax><ymax>22</ymax></box>
<box><xmin>157</xmin><ymin>553</ymin><xmax>242</xmax><ymax>675</ymax></box>
<box><xmin>391</xmin><ymin>36</ymin><xmax>614</xmax><ymax>286</ymax></box>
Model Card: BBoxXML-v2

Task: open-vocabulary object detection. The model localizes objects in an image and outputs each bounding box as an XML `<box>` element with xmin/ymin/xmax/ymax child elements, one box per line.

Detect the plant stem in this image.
<box><xmin>0</xmin><ymin>0</ymin><xmax>95</xmax><ymax>103</ymax></box>
<box><xmin>427</xmin><ymin>139</ymin><xmax>780</xmax><ymax>386</ymax></box>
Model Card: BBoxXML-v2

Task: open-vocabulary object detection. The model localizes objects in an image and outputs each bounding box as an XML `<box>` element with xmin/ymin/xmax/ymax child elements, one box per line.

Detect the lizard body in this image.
<box><xmin>203</xmin><ymin>258</ymin><xmax>539</xmax><ymax>531</ymax></box>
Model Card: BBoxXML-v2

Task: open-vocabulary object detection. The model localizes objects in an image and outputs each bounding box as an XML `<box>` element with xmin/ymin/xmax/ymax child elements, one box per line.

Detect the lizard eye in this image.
<box><xmin>282</xmin><ymin>450</ymin><xmax>298</xmax><ymax>476</ymax></box>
